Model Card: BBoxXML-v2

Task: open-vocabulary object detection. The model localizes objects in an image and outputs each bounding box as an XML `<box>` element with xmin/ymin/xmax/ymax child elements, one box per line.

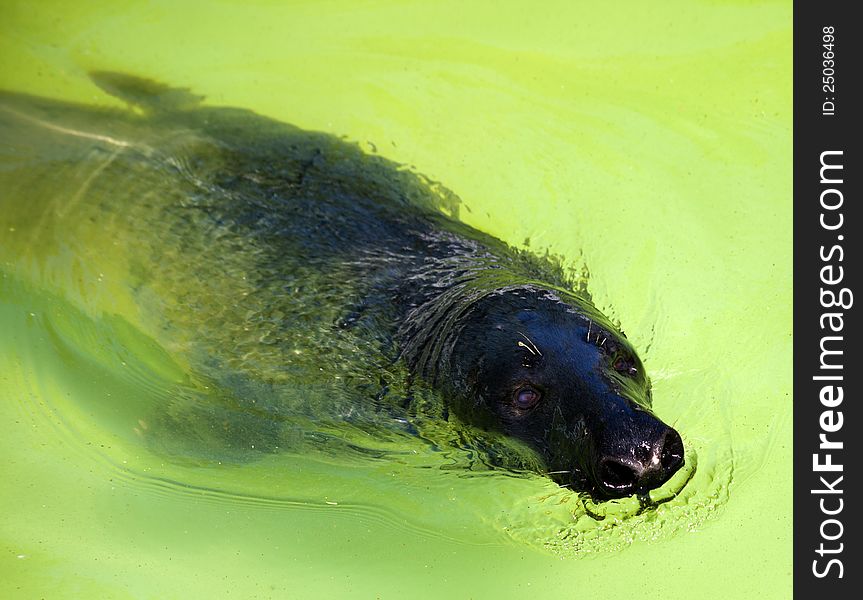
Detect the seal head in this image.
<box><xmin>436</xmin><ymin>287</ymin><xmax>684</xmax><ymax>499</ymax></box>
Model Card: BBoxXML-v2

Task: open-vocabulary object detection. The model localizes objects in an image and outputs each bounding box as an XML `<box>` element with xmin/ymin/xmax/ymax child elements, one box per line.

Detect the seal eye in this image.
<box><xmin>514</xmin><ymin>386</ymin><xmax>541</xmax><ymax>410</ymax></box>
<box><xmin>613</xmin><ymin>356</ymin><xmax>638</xmax><ymax>377</ymax></box>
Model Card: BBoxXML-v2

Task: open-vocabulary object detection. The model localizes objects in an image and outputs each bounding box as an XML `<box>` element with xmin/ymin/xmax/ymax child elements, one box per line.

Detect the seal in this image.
<box><xmin>0</xmin><ymin>73</ymin><xmax>683</xmax><ymax>499</ymax></box>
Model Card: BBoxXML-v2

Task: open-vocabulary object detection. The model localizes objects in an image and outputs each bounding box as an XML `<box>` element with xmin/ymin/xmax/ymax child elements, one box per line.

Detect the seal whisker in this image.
<box><xmin>516</xmin><ymin>332</ymin><xmax>542</xmax><ymax>356</ymax></box>
<box><xmin>517</xmin><ymin>341</ymin><xmax>536</xmax><ymax>355</ymax></box>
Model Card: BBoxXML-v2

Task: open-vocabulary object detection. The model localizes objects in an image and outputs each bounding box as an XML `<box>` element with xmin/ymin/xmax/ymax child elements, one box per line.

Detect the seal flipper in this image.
<box><xmin>90</xmin><ymin>71</ymin><xmax>204</xmax><ymax>113</ymax></box>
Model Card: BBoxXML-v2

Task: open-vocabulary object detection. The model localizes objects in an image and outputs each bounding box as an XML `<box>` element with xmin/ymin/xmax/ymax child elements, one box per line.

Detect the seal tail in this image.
<box><xmin>89</xmin><ymin>71</ymin><xmax>204</xmax><ymax>113</ymax></box>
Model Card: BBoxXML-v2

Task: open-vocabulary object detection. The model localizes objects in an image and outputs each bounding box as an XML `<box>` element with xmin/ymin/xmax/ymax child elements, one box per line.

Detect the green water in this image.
<box><xmin>0</xmin><ymin>1</ymin><xmax>791</xmax><ymax>598</ymax></box>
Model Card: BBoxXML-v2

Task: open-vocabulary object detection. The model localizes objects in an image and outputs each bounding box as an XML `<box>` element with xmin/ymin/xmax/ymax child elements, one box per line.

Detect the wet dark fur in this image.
<box><xmin>0</xmin><ymin>74</ymin><xmax>683</xmax><ymax>497</ymax></box>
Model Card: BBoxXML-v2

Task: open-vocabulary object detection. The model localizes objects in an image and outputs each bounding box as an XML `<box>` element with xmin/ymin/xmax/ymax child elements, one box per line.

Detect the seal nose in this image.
<box><xmin>596</xmin><ymin>428</ymin><xmax>684</xmax><ymax>497</ymax></box>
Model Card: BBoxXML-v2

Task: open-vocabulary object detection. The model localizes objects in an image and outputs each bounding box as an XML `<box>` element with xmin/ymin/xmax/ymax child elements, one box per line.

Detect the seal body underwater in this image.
<box><xmin>0</xmin><ymin>73</ymin><xmax>683</xmax><ymax>499</ymax></box>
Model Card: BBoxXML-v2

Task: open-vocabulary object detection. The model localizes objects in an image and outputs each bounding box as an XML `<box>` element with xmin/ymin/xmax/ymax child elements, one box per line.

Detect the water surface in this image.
<box><xmin>0</xmin><ymin>1</ymin><xmax>791</xmax><ymax>598</ymax></box>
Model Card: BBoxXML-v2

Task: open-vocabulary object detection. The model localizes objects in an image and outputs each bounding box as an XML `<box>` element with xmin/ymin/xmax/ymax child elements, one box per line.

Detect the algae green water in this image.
<box><xmin>0</xmin><ymin>1</ymin><xmax>791</xmax><ymax>598</ymax></box>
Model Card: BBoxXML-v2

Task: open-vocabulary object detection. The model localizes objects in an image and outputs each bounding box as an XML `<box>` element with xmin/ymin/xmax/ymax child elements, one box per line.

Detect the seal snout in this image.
<box><xmin>595</xmin><ymin>427</ymin><xmax>684</xmax><ymax>498</ymax></box>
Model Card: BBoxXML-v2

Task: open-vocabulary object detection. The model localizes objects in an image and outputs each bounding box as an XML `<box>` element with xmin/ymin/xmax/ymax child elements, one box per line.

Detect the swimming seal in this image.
<box><xmin>0</xmin><ymin>73</ymin><xmax>684</xmax><ymax>499</ymax></box>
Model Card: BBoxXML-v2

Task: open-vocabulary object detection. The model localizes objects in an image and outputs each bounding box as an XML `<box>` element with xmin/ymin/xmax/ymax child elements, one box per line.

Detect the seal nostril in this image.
<box><xmin>599</xmin><ymin>458</ymin><xmax>639</xmax><ymax>491</ymax></box>
<box><xmin>660</xmin><ymin>429</ymin><xmax>685</xmax><ymax>474</ymax></box>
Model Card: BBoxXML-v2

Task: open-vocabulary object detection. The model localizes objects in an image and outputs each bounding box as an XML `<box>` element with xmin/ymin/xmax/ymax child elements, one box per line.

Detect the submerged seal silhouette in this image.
<box><xmin>0</xmin><ymin>73</ymin><xmax>684</xmax><ymax>499</ymax></box>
